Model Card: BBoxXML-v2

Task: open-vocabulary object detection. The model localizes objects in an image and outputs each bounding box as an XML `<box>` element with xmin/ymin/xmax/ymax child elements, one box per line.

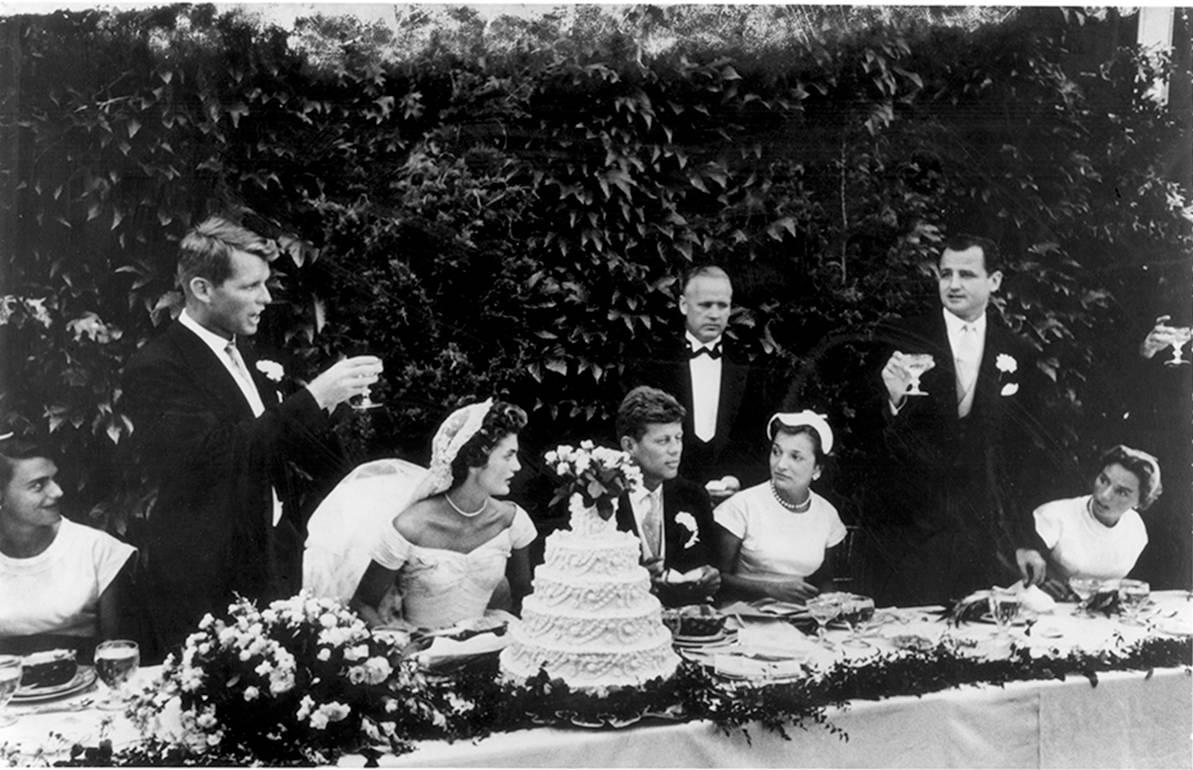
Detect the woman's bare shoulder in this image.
<box><xmin>392</xmin><ymin>497</ymin><xmax>440</xmax><ymax>539</ymax></box>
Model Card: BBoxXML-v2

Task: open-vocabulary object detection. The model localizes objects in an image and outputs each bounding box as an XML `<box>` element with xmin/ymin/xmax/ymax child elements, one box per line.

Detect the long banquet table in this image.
<box><xmin>4</xmin><ymin>592</ymin><xmax>1191</xmax><ymax>768</ymax></box>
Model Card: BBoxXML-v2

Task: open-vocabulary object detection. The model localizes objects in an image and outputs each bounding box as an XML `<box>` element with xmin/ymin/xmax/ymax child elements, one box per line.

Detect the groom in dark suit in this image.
<box><xmin>613</xmin><ymin>386</ymin><xmax>721</xmax><ymax>606</ymax></box>
<box><xmin>868</xmin><ymin>235</ymin><xmax>1050</xmax><ymax>606</ymax></box>
<box><xmin>626</xmin><ymin>266</ymin><xmax>768</xmax><ymax>494</ymax></box>
<box><xmin>122</xmin><ymin>216</ymin><xmax>383</xmax><ymax>657</ymax></box>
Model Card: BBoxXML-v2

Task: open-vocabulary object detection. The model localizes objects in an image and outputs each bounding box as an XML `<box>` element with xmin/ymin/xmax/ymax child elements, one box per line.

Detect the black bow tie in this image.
<box><xmin>690</xmin><ymin>344</ymin><xmax>722</xmax><ymax>360</ymax></box>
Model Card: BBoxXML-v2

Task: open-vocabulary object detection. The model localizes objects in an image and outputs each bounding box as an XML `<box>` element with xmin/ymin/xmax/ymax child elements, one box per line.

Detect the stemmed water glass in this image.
<box><xmin>0</xmin><ymin>655</ymin><xmax>21</xmax><ymax>728</ymax></box>
<box><xmin>1117</xmin><ymin>579</ymin><xmax>1151</xmax><ymax>625</ymax></box>
<box><xmin>94</xmin><ymin>640</ymin><xmax>140</xmax><ymax>711</ymax></box>
<box><xmin>903</xmin><ymin>354</ymin><xmax>936</xmax><ymax>396</ymax></box>
<box><xmin>987</xmin><ymin>587</ymin><xmax>1021</xmax><ymax>643</ymax></box>
<box><xmin>806</xmin><ymin>595</ymin><xmax>841</xmax><ymax>649</ymax></box>
<box><xmin>350</xmin><ymin>353</ymin><xmax>385</xmax><ymax>411</ymax></box>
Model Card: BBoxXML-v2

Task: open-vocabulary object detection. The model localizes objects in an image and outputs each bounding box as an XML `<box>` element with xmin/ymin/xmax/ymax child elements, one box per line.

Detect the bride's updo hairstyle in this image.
<box><xmin>449</xmin><ymin>401</ymin><xmax>527</xmax><ymax>488</ymax></box>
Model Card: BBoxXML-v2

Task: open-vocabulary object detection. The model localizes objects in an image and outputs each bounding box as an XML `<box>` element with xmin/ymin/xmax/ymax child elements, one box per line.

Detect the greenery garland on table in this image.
<box><xmin>45</xmin><ymin>630</ymin><xmax>1191</xmax><ymax>767</ymax></box>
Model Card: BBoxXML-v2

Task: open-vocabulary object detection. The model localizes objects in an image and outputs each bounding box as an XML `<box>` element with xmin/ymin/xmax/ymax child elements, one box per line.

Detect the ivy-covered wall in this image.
<box><xmin>1</xmin><ymin>5</ymin><xmax>1189</xmax><ymax>530</ymax></box>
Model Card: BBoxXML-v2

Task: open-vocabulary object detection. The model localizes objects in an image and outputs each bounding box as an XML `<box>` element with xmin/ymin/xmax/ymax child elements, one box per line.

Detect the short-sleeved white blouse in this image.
<box><xmin>714</xmin><ymin>483</ymin><xmax>846</xmax><ymax>580</ymax></box>
<box><xmin>0</xmin><ymin>518</ymin><xmax>136</xmax><ymax>638</ymax></box>
<box><xmin>370</xmin><ymin>504</ymin><xmax>536</xmax><ymax>629</ymax></box>
<box><xmin>1033</xmin><ymin>495</ymin><xmax>1148</xmax><ymax>581</ymax></box>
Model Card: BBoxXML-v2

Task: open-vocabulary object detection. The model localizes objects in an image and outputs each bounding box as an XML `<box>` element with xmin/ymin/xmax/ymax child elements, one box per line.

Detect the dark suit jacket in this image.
<box><xmin>122</xmin><ymin>321</ymin><xmax>345</xmax><ymax>657</ymax></box>
<box><xmin>866</xmin><ymin>310</ymin><xmax>1052</xmax><ymax>604</ymax></box>
<box><xmin>613</xmin><ymin>477</ymin><xmax>718</xmax><ymax>575</ymax></box>
<box><xmin>625</xmin><ymin>338</ymin><xmax>769</xmax><ymax>486</ymax></box>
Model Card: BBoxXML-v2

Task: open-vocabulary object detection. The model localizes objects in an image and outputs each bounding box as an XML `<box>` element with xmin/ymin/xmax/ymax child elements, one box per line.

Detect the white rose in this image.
<box><xmin>255</xmin><ymin>359</ymin><xmax>284</xmax><ymax>382</ymax></box>
<box><xmin>995</xmin><ymin>353</ymin><xmax>1018</xmax><ymax>374</ymax></box>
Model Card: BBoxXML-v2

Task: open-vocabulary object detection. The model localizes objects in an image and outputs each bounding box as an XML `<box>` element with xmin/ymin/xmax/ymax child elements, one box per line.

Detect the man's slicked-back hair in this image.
<box><xmin>177</xmin><ymin>216</ymin><xmax>279</xmax><ymax>291</ymax></box>
<box><xmin>617</xmin><ymin>386</ymin><xmax>686</xmax><ymax>442</ymax></box>
<box><xmin>942</xmin><ymin>234</ymin><xmax>1002</xmax><ymax>274</ymax></box>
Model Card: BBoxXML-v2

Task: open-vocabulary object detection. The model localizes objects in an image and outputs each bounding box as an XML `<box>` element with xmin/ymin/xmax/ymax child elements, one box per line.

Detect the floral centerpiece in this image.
<box><xmin>545</xmin><ymin>441</ymin><xmax>642</xmax><ymax>533</ymax></box>
<box><xmin>127</xmin><ymin>593</ymin><xmax>440</xmax><ymax>765</ymax></box>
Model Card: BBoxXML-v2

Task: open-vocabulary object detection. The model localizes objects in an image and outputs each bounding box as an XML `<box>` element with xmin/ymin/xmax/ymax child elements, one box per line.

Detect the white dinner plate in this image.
<box><xmin>13</xmin><ymin>668</ymin><xmax>97</xmax><ymax>703</ymax></box>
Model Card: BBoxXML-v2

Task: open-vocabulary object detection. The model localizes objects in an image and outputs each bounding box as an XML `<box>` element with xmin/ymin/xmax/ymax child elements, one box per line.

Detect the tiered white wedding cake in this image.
<box><xmin>499</xmin><ymin>495</ymin><xmax>679</xmax><ymax>689</ymax></box>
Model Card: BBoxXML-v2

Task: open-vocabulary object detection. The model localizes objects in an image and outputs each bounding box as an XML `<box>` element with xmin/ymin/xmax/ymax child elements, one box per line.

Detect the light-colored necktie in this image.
<box><xmin>642</xmin><ymin>489</ymin><xmax>663</xmax><ymax>561</ymax></box>
<box><xmin>225</xmin><ymin>340</ymin><xmax>282</xmax><ymax>526</ymax></box>
<box><xmin>955</xmin><ymin>324</ymin><xmax>979</xmax><ymax>418</ymax></box>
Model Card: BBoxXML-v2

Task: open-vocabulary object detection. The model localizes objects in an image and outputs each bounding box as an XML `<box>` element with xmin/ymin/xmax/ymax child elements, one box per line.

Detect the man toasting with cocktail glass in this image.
<box><xmin>867</xmin><ymin>235</ymin><xmax>1050</xmax><ymax>607</ymax></box>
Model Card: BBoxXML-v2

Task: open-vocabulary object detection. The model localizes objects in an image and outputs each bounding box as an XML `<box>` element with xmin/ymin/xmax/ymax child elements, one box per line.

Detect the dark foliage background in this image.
<box><xmin>0</xmin><ymin>5</ymin><xmax>1189</xmax><ymax>536</ymax></box>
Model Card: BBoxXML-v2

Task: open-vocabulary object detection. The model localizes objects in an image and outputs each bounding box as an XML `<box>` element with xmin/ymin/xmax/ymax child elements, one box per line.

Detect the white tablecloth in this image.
<box><xmin>4</xmin><ymin>592</ymin><xmax>1191</xmax><ymax>768</ymax></box>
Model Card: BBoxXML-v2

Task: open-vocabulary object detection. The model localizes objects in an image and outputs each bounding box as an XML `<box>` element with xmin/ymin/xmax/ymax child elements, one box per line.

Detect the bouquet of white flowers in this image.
<box><xmin>545</xmin><ymin>440</ymin><xmax>643</xmax><ymax>519</ymax></box>
<box><xmin>128</xmin><ymin>593</ymin><xmax>439</xmax><ymax>764</ymax></box>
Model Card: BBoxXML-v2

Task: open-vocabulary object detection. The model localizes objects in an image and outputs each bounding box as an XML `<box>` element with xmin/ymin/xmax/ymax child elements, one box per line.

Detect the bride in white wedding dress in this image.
<box><xmin>302</xmin><ymin>399</ymin><xmax>536</xmax><ymax>629</ymax></box>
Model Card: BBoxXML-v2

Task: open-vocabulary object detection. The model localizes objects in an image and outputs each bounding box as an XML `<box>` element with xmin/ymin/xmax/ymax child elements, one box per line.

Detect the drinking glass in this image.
<box><xmin>1068</xmin><ymin>576</ymin><xmax>1102</xmax><ymax>616</ymax></box>
<box><xmin>350</xmin><ymin>355</ymin><xmax>385</xmax><ymax>411</ymax></box>
<box><xmin>839</xmin><ymin>595</ymin><xmax>877</xmax><ymax>649</ymax></box>
<box><xmin>987</xmin><ymin>587</ymin><xmax>1021</xmax><ymax>641</ymax></box>
<box><xmin>0</xmin><ymin>655</ymin><xmax>21</xmax><ymax>727</ymax></box>
<box><xmin>806</xmin><ymin>595</ymin><xmax>841</xmax><ymax>648</ymax></box>
<box><xmin>1162</xmin><ymin>326</ymin><xmax>1193</xmax><ymax>367</ymax></box>
<box><xmin>94</xmin><ymin>640</ymin><xmax>140</xmax><ymax>711</ymax></box>
<box><xmin>1117</xmin><ymin>579</ymin><xmax>1151</xmax><ymax>625</ymax></box>
<box><xmin>904</xmin><ymin>354</ymin><xmax>936</xmax><ymax>396</ymax></box>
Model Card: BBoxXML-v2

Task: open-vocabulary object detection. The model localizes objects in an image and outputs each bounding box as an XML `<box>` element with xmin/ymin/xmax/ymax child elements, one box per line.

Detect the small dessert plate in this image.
<box><xmin>14</xmin><ymin>668</ymin><xmax>97</xmax><ymax>703</ymax></box>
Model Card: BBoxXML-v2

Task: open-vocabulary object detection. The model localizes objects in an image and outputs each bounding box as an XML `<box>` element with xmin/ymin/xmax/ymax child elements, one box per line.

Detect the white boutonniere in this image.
<box><xmin>995</xmin><ymin>353</ymin><xmax>1019</xmax><ymax>396</ymax></box>
<box><xmin>255</xmin><ymin>359</ymin><xmax>284</xmax><ymax>383</ymax></box>
<box><xmin>673</xmin><ymin>511</ymin><xmax>700</xmax><ymax>549</ymax></box>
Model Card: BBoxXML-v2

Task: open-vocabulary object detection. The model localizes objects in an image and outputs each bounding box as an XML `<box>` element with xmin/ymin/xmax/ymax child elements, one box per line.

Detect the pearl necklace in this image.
<box><xmin>445</xmin><ymin>493</ymin><xmax>488</xmax><ymax>518</ymax></box>
<box><xmin>770</xmin><ymin>481</ymin><xmax>811</xmax><ymax>513</ymax></box>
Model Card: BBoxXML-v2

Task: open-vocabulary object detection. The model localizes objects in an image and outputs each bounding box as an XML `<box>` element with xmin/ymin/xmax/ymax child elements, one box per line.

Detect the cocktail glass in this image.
<box><xmin>806</xmin><ymin>595</ymin><xmax>841</xmax><ymax>649</ymax></box>
<box><xmin>94</xmin><ymin>640</ymin><xmax>140</xmax><ymax>711</ymax></box>
<box><xmin>904</xmin><ymin>354</ymin><xmax>936</xmax><ymax>396</ymax></box>
<box><xmin>1163</xmin><ymin>326</ymin><xmax>1193</xmax><ymax>367</ymax></box>
<box><xmin>0</xmin><ymin>655</ymin><xmax>21</xmax><ymax>727</ymax></box>
<box><xmin>1068</xmin><ymin>576</ymin><xmax>1102</xmax><ymax>616</ymax></box>
<box><xmin>839</xmin><ymin>595</ymin><xmax>877</xmax><ymax>649</ymax></box>
<box><xmin>987</xmin><ymin>587</ymin><xmax>1021</xmax><ymax>642</ymax></box>
<box><xmin>1117</xmin><ymin>579</ymin><xmax>1151</xmax><ymax>625</ymax></box>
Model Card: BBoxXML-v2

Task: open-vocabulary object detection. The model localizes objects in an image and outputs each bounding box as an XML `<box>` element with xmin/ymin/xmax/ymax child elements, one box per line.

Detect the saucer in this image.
<box><xmin>13</xmin><ymin>668</ymin><xmax>97</xmax><ymax>703</ymax></box>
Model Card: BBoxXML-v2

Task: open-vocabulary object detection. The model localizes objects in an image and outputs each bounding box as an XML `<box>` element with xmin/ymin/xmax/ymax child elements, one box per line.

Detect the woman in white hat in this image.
<box><xmin>713</xmin><ymin>410</ymin><xmax>846</xmax><ymax>603</ymax></box>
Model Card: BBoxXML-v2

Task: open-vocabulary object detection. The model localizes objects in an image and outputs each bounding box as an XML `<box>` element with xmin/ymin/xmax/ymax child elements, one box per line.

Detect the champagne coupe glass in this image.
<box><xmin>0</xmin><ymin>655</ymin><xmax>21</xmax><ymax>728</ymax></box>
<box><xmin>987</xmin><ymin>587</ymin><xmax>1021</xmax><ymax>643</ymax></box>
<box><xmin>94</xmin><ymin>640</ymin><xmax>140</xmax><ymax>711</ymax></box>
<box><xmin>350</xmin><ymin>353</ymin><xmax>385</xmax><ymax>411</ymax></box>
<box><xmin>806</xmin><ymin>595</ymin><xmax>841</xmax><ymax>649</ymax></box>
<box><xmin>1068</xmin><ymin>576</ymin><xmax>1101</xmax><ymax>617</ymax></box>
<box><xmin>839</xmin><ymin>595</ymin><xmax>877</xmax><ymax>649</ymax></box>
<box><xmin>1117</xmin><ymin>579</ymin><xmax>1151</xmax><ymax>625</ymax></box>
<box><xmin>1164</xmin><ymin>326</ymin><xmax>1193</xmax><ymax>367</ymax></box>
<box><xmin>904</xmin><ymin>354</ymin><xmax>936</xmax><ymax>396</ymax></box>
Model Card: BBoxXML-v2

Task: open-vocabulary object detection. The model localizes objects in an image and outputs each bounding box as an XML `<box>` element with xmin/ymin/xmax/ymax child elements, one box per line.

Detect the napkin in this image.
<box><xmin>1014</xmin><ymin>583</ymin><xmax>1056</xmax><ymax>614</ymax></box>
<box><xmin>661</xmin><ymin>567</ymin><xmax>705</xmax><ymax>584</ymax></box>
<box><xmin>735</xmin><ymin>622</ymin><xmax>818</xmax><ymax>659</ymax></box>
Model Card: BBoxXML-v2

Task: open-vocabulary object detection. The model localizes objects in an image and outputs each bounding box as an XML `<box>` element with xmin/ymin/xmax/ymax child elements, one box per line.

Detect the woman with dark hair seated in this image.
<box><xmin>713</xmin><ymin>411</ymin><xmax>847</xmax><ymax>603</ymax></box>
<box><xmin>1017</xmin><ymin>444</ymin><xmax>1161</xmax><ymax>592</ymax></box>
<box><xmin>0</xmin><ymin>434</ymin><xmax>136</xmax><ymax>656</ymax></box>
<box><xmin>305</xmin><ymin>400</ymin><xmax>535</xmax><ymax>629</ymax></box>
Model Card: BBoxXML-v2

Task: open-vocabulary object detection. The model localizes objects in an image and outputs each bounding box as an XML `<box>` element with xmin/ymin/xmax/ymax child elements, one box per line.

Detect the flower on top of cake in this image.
<box><xmin>545</xmin><ymin>441</ymin><xmax>643</xmax><ymax>520</ymax></box>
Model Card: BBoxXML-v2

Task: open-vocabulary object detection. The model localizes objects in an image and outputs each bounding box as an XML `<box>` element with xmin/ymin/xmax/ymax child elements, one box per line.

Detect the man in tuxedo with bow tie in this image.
<box><xmin>122</xmin><ymin>216</ymin><xmax>383</xmax><ymax>657</ymax></box>
<box><xmin>614</xmin><ymin>386</ymin><xmax>721</xmax><ymax>606</ymax></box>
<box><xmin>626</xmin><ymin>266</ymin><xmax>768</xmax><ymax>496</ymax></box>
<box><xmin>868</xmin><ymin>236</ymin><xmax>1049</xmax><ymax>606</ymax></box>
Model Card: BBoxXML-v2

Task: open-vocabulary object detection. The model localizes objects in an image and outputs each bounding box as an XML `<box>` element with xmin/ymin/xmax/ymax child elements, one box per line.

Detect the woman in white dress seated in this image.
<box><xmin>713</xmin><ymin>411</ymin><xmax>847</xmax><ymax>603</ymax></box>
<box><xmin>0</xmin><ymin>434</ymin><xmax>136</xmax><ymax>658</ymax></box>
<box><xmin>304</xmin><ymin>400</ymin><xmax>536</xmax><ymax>630</ymax></box>
<box><xmin>1016</xmin><ymin>444</ymin><xmax>1161</xmax><ymax>594</ymax></box>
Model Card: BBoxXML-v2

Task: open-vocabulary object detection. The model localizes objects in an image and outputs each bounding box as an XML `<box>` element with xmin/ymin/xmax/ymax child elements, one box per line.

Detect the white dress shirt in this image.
<box><xmin>178</xmin><ymin>310</ymin><xmax>283</xmax><ymax>526</ymax></box>
<box><xmin>943</xmin><ymin>308</ymin><xmax>986</xmax><ymax>418</ymax></box>
<box><xmin>629</xmin><ymin>483</ymin><xmax>666</xmax><ymax>565</ymax></box>
<box><xmin>686</xmin><ymin>331</ymin><xmax>722</xmax><ymax>443</ymax></box>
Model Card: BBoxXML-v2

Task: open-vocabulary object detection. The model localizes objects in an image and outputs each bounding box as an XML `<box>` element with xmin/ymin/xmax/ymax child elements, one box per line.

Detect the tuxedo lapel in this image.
<box><xmin>614</xmin><ymin>491</ymin><xmax>639</xmax><ymax>537</ymax></box>
<box><xmin>239</xmin><ymin>343</ymin><xmax>282</xmax><ymax>407</ymax></box>
<box><xmin>716</xmin><ymin>355</ymin><xmax>746</xmax><ymax>445</ymax></box>
<box><xmin>168</xmin><ymin>324</ymin><xmax>257</xmax><ymax>421</ymax></box>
